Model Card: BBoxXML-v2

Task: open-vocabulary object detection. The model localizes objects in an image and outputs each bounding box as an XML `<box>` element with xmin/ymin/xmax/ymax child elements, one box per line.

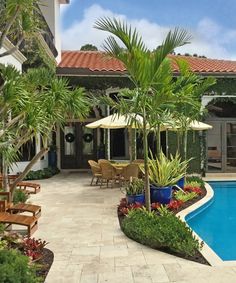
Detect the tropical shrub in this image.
<box><xmin>13</xmin><ymin>190</ymin><xmax>28</xmax><ymax>204</ymax></box>
<box><xmin>124</xmin><ymin>179</ymin><xmax>144</xmax><ymax>195</ymax></box>
<box><xmin>118</xmin><ymin>198</ymin><xmax>144</xmax><ymax>216</ymax></box>
<box><xmin>186</xmin><ymin>176</ymin><xmax>205</xmax><ymax>189</ymax></box>
<box><xmin>22</xmin><ymin>237</ymin><xmax>48</xmax><ymax>262</ymax></box>
<box><xmin>121</xmin><ymin>208</ymin><xmax>203</xmax><ymax>256</ymax></box>
<box><xmin>167</xmin><ymin>200</ymin><xmax>184</xmax><ymax>210</ymax></box>
<box><xmin>24</xmin><ymin>167</ymin><xmax>60</xmax><ymax>180</ymax></box>
<box><xmin>174</xmin><ymin>190</ymin><xmax>198</xmax><ymax>202</ymax></box>
<box><xmin>143</xmin><ymin>151</ymin><xmax>189</xmax><ymax>187</ymax></box>
<box><xmin>0</xmin><ymin>249</ymin><xmax>39</xmax><ymax>283</ymax></box>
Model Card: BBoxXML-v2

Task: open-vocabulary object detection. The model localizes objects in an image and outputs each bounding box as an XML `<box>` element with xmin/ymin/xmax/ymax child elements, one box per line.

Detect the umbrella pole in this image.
<box><xmin>107</xmin><ymin>129</ymin><xmax>111</xmax><ymax>160</ymax></box>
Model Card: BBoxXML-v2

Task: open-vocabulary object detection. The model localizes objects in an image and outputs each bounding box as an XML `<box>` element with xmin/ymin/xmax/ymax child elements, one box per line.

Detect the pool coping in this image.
<box><xmin>177</xmin><ymin>182</ymin><xmax>236</xmax><ymax>267</ymax></box>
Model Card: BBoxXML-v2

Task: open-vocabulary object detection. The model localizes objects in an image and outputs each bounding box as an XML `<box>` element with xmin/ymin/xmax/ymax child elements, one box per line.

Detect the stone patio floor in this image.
<box><xmin>29</xmin><ymin>173</ymin><xmax>236</xmax><ymax>283</ymax></box>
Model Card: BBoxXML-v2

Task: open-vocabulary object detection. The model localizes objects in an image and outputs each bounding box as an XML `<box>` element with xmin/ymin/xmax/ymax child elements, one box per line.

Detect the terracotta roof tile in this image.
<box><xmin>59</xmin><ymin>51</ymin><xmax>126</xmax><ymax>72</ymax></box>
<box><xmin>58</xmin><ymin>51</ymin><xmax>236</xmax><ymax>74</ymax></box>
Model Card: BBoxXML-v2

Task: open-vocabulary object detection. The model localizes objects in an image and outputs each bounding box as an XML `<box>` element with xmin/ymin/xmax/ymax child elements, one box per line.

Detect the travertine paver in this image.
<box><xmin>28</xmin><ymin>173</ymin><xmax>236</xmax><ymax>283</ymax></box>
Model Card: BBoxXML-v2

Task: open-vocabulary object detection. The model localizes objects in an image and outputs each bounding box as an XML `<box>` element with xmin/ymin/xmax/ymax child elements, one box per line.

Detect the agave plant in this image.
<box><xmin>145</xmin><ymin>151</ymin><xmax>189</xmax><ymax>187</ymax></box>
<box><xmin>124</xmin><ymin>179</ymin><xmax>144</xmax><ymax>196</ymax></box>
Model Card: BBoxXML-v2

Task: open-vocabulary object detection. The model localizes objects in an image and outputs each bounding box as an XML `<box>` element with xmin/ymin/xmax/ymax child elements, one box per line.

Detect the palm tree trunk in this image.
<box><xmin>128</xmin><ymin>128</ymin><xmax>133</xmax><ymax>161</ymax></box>
<box><xmin>183</xmin><ymin>129</ymin><xmax>188</xmax><ymax>161</ymax></box>
<box><xmin>156</xmin><ymin>124</ymin><xmax>161</xmax><ymax>158</ymax></box>
<box><xmin>143</xmin><ymin>115</ymin><xmax>151</xmax><ymax>212</ymax></box>
<box><xmin>166</xmin><ymin>130</ymin><xmax>169</xmax><ymax>158</ymax></box>
<box><xmin>2</xmin><ymin>158</ymin><xmax>9</xmax><ymax>192</ymax></box>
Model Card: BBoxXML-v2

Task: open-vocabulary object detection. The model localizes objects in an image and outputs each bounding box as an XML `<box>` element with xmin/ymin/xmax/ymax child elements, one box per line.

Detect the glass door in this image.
<box><xmin>207</xmin><ymin>121</ymin><xmax>223</xmax><ymax>171</ymax></box>
<box><xmin>226</xmin><ymin>123</ymin><xmax>236</xmax><ymax>171</ymax></box>
<box><xmin>60</xmin><ymin>122</ymin><xmax>97</xmax><ymax>169</ymax></box>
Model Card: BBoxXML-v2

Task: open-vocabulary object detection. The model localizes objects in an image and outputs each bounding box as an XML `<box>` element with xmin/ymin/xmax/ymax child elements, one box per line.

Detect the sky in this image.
<box><xmin>60</xmin><ymin>0</ymin><xmax>236</xmax><ymax>60</ymax></box>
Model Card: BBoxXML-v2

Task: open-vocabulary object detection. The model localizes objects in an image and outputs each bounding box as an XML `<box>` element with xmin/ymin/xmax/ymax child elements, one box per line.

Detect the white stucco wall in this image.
<box><xmin>39</xmin><ymin>0</ymin><xmax>63</xmax><ymax>63</ymax></box>
<box><xmin>9</xmin><ymin>135</ymin><xmax>49</xmax><ymax>174</ymax></box>
<box><xmin>10</xmin><ymin>160</ymin><xmax>48</xmax><ymax>175</ymax></box>
<box><xmin>0</xmin><ymin>46</ymin><xmax>25</xmax><ymax>71</ymax></box>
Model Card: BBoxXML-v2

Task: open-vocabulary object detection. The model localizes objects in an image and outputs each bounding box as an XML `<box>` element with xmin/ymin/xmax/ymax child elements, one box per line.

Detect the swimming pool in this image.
<box><xmin>186</xmin><ymin>181</ymin><xmax>236</xmax><ymax>261</ymax></box>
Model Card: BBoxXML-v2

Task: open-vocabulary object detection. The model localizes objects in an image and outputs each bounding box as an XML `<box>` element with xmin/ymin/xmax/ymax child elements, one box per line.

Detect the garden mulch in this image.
<box><xmin>36</xmin><ymin>248</ymin><xmax>54</xmax><ymax>282</ymax></box>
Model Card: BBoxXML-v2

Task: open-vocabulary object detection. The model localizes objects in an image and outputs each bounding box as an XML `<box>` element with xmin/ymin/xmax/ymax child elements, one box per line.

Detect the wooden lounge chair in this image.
<box><xmin>0</xmin><ymin>192</ymin><xmax>41</xmax><ymax>218</ymax></box>
<box><xmin>0</xmin><ymin>200</ymin><xmax>38</xmax><ymax>237</ymax></box>
<box><xmin>16</xmin><ymin>182</ymin><xmax>41</xmax><ymax>194</ymax></box>
<box><xmin>0</xmin><ymin>175</ymin><xmax>41</xmax><ymax>194</ymax></box>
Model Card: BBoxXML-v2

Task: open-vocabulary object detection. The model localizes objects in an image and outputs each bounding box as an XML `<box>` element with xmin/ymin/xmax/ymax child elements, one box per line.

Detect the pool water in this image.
<box><xmin>186</xmin><ymin>181</ymin><xmax>236</xmax><ymax>261</ymax></box>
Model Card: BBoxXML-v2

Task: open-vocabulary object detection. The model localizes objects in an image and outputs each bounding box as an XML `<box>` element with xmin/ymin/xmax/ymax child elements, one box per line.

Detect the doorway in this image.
<box><xmin>207</xmin><ymin>120</ymin><xmax>236</xmax><ymax>172</ymax></box>
<box><xmin>60</xmin><ymin>122</ymin><xmax>97</xmax><ymax>169</ymax></box>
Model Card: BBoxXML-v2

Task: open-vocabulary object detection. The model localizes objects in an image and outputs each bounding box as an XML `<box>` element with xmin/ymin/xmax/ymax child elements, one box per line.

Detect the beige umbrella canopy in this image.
<box><xmin>86</xmin><ymin>113</ymin><xmax>144</xmax><ymax>161</ymax></box>
<box><xmin>86</xmin><ymin>113</ymin><xmax>144</xmax><ymax>129</ymax></box>
<box><xmin>163</xmin><ymin>120</ymin><xmax>212</xmax><ymax>131</ymax></box>
<box><xmin>188</xmin><ymin>120</ymin><xmax>212</xmax><ymax>131</ymax></box>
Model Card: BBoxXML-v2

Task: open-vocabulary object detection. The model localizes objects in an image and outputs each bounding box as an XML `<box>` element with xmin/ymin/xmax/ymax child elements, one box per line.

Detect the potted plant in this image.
<box><xmin>124</xmin><ymin>178</ymin><xmax>145</xmax><ymax>204</ymax></box>
<box><xmin>146</xmin><ymin>152</ymin><xmax>189</xmax><ymax>204</ymax></box>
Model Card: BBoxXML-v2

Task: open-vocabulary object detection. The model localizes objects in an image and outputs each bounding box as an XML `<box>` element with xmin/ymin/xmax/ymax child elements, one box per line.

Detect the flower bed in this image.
<box><xmin>118</xmin><ymin>176</ymin><xmax>210</xmax><ymax>265</ymax></box>
<box><xmin>0</xmin><ymin>228</ymin><xmax>53</xmax><ymax>282</ymax></box>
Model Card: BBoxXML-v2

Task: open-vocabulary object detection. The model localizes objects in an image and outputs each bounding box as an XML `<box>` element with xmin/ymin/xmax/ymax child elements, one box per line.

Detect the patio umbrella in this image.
<box><xmin>86</xmin><ymin>113</ymin><xmax>144</xmax><ymax>129</ymax></box>
<box><xmin>163</xmin><ymin>120</ymin><xmax>212</xmax><ymax>131</ymax></box>
<box><xmin>86</xmin><ymin>113</ymin><xmax>144</xmax><ymax>160</ymax></box>
<box><xmin>188</xmin><ymin>120</ymin><xmax>212</xmax><ymax>131</ymax></box>
<box><xmin>163</xmin><ymin>120</ymin><xmax>212</xmax><ymax>157</ymax></box>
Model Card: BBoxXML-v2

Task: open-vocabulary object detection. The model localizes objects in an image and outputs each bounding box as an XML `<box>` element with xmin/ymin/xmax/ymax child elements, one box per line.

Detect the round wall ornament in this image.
<box><xmin>65</xmin><ymin>133</ymin><xmax>75</xmax><ymax>143</ymax></box>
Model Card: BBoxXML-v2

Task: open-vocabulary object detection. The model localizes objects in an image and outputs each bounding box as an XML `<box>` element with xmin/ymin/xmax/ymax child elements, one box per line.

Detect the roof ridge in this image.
<box><xmin>61</xmin><ymin>50</ymin><xmax>236</xmax><ymax>63</ymax></box>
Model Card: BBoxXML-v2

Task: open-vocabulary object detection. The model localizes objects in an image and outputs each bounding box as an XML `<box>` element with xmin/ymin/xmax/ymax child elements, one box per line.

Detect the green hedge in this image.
<box><xmin>121</xmin><ymin>208</ymin><xmax>203</xmax><ymax>256</ymax></box>
<box><xmin>0</xmin><ymin>249</ymin><xmax>40</xmax><ymax>283</ymax></box>
<box><xmin>24</xmin><ymin>167</ymin><xmax>60</xmax><ymax>181</ymax></box>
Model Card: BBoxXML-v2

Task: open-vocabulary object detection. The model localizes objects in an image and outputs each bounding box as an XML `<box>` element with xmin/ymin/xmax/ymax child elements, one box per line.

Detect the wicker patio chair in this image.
<box><xmin>99</xmin><ymin>161</ymin><xmax>120</xmax><ymax>188</ymax></box>
<box><xmin>120</xmin><ymin>163</ymin><xmax>140</xmax><ymax>184</ymax></box>
<box><xmin>88</xmin><ymin>160</ymin><xmax>102</xmax><ymax>186</ymax></box>
<box><xmin>98</xmin><ymin>159</ymin><xmax>111</xmax><ymax>165</ymax></box>
<box><xmin>132</xmin><ymin>159</ymin><xmax>144</xmax><ymax>164</ymax></box>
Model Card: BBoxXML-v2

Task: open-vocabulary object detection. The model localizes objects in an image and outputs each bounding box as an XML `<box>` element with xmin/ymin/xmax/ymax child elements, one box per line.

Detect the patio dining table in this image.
<box><xmin>111</xmin><ymin>162</ymin><xmax>130</xmax><ymax>174</ymax></box>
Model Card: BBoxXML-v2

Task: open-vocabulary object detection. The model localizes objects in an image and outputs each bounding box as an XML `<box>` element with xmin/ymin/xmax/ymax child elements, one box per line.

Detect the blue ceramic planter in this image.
<box><xmin>127</xmin><ymin>194</ymin><xmax>145</xmax><ymax>204</ymax></box>
<box><xmin>150</xmin><ymin>184</ymin><xmax>172</xmax><ymax>204</ymax></box>
<box><xmin>176</xmin><ymin>177</ymin><xmax>185</xmax><ymax>189</ymax></box>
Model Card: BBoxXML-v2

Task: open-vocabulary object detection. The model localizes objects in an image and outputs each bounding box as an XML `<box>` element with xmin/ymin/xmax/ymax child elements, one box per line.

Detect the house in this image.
<box><xmin>0</xmin><ymin>0</ymin><xmax>70</xmax><ymax>174</ymax></box>
<box><xmin>57</xmin><ymin>51</ymin><xmax>236</xmax><ymax>173</ymax></box>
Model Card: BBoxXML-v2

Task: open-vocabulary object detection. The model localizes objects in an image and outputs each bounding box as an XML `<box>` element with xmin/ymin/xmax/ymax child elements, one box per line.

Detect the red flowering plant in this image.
<box><xmin>184</xmin><ymin>181</ymin><xmax>202</xmax><ymax>196</ymax></box>
<box><xmin>151</xmin><ymin>202</ymin><xmax>161</xmax><ymax>210</ymax></box>
<box><xmin>118</xmin><ymin>198</ymin><xmax>144</xmax><ymax>216</ymax></box>
<box><xmin>22</xmin><ymin>237</ymin><xmax>48</xmax><ymax>262</ymax></box>
<box><xmin>167</xmin><ymin>200</ymin><xmax>183</xmax><ymax>211</ymax></box>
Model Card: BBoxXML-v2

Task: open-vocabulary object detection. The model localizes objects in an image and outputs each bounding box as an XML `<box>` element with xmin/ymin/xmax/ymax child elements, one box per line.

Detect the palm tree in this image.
<box><xmin>94</xmin><ymin>18</ymin><xmax>192</xmax><ymax>211</ymax></box>
<box><xmin>171</xmin><ymin>60</ymin><xmax>215</xmax><ymax>161</ymax></box>
<box><xmin>0</xmin><ymin>66</ymin><xmax>91</xmax><ymax>196</ymax></box>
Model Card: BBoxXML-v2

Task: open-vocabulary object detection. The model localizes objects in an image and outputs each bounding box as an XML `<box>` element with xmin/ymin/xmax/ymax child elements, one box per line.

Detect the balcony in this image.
<box><xmin>37</xmin><ymin>9</ymin><xmax>58</xmax><ymax>58</ymax></box>
<box><xmin>0</xmin><ymin>2</ymin><xmax>58</xmax><ymax>59</ymax></box>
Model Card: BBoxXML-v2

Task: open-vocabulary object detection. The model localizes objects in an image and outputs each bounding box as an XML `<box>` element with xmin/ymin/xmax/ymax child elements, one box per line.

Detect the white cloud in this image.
<box><xmin>60</xmin><ymin>0</ymin><xmax>76</xmax><ymax>16</ymax></box>
<box><xmin>61</xmin><ymin>4</ymin><xmax>236</xmax><ymax>60</ymax></box>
